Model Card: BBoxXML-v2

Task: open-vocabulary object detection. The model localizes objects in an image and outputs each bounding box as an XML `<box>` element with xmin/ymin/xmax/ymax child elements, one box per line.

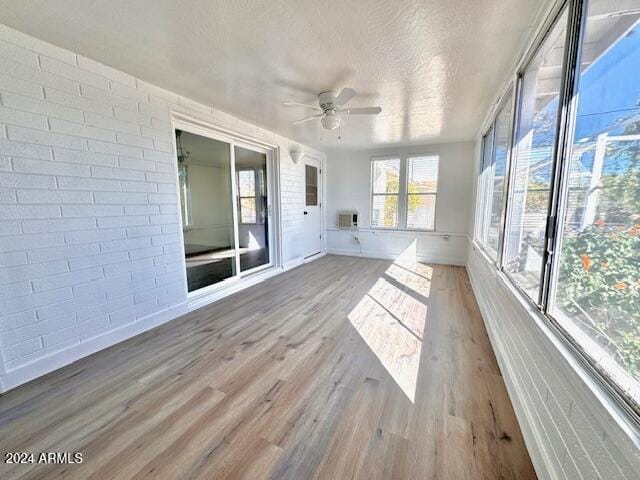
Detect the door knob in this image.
<box><xmin>304</xmin><ymin>211</ymin><xmax>308</xmax><ymax>215</ymax></box>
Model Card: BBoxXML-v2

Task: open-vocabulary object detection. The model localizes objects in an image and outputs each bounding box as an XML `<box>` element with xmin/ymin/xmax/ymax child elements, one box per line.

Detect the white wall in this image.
<box><xmin>325</xmin><ymin>142</ymin><xmax>474</xmax><ymax>265</ymax></box>
<box><xmin>0</xmin><ymin>24</ymin><xmax>324</xmax><ymax>392</ymax></box>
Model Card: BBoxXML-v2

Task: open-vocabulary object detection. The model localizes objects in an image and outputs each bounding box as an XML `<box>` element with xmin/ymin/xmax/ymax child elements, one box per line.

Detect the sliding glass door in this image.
<box><xmin>234</xmin><ymin>145</ymin><xmax>270</xmax><ymax>273</ymax></box>
<box><xmin>175</xmin><ymin>128</ymin><xmax>273</xmax><ymax>294</ymax></box>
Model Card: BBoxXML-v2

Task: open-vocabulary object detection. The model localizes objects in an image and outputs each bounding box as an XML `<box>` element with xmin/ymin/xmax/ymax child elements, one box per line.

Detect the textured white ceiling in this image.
<box><xmin>0</xmin><ymin>0</ymin><xmax>544</xmax><ymax>150</ymax></box>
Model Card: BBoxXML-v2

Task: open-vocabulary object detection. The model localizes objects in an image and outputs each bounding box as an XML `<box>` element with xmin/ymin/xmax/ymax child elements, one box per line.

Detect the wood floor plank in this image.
<box><xmin>0</xmin><ymin>255</ymin><xmax>536</xmax><ymax>479</ymax></box>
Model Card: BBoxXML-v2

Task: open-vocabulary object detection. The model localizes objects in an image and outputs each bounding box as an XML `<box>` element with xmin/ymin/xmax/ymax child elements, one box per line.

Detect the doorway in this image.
<box><xmin>174</xmin><ymin>126</ymin><xmax>275</xmax><ymax>294</ymax></box>
<box><xmin>303</xmin><ymin>157</ymin><xmax>322</xmax><ymax>258</ymax></box>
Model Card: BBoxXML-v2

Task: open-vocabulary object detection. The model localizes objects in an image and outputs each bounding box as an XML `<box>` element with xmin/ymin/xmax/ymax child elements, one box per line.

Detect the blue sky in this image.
<box><xmin>574</xmin><ymin>23</ymin><xmax>640</xmax><ymax>140</ymax></box>
<box><xmin>528</xmin><ymin>21</ymin><xmax>640</xmax><ymax>180</ymax></box>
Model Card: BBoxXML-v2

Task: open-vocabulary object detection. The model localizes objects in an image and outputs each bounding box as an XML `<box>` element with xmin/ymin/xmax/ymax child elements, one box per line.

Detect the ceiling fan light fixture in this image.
<box><xmin>285</xmin><ymin>88</ymin><xmax>382</xmax><ymax>135</ymax></box>
<box><xmin>321</xmin><ymin>110</ymin><xmax>341</xmax><ymax>130</ymax></box>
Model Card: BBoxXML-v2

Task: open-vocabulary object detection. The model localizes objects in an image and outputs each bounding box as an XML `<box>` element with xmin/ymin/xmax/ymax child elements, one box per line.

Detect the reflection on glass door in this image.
<box><xmin>176</xmin><ymin>129</ymin><xmax>237</xmax><ymax>292</ymax></box>
<box><xmin>235</xmin><ymin>145</ymin><xmax>270</xmax><ymax>272</ymax></box>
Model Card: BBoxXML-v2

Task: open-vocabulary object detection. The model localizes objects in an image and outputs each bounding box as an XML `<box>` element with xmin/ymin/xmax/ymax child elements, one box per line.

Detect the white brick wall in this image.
<box><xmin>467</xmin><ymin>247</ymin><xmax>640</xmax><ymax>479</ymax></box>
<box><xmin>0</xmin><ymin>24</ymin><xmax>324</xmax><ymax>391</ymax></box>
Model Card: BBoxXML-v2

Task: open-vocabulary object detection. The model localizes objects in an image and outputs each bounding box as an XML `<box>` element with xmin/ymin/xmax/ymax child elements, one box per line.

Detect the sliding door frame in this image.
<box><xmin>170</xmin><ymin>112</ymin><xmax>282</xmax><ymax>302</ymax></box>
<box><xmin>233</xmin><ymin>138</ymin><xmax>276</xmax><ymax>276</ymax></box>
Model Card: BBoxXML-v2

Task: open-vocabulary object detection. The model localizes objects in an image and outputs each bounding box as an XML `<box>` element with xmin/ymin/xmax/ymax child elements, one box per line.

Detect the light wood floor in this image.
<box><xmin>0</xmin><ymin>255</ymin><xmax>537</xmax><ymax>479</ymax></box>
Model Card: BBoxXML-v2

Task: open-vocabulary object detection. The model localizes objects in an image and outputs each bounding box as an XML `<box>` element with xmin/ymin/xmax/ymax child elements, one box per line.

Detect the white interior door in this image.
<box><xmin>303</xmin><ymin>158</ymin><xmax>322</xmax><ymax>258</ymax></box>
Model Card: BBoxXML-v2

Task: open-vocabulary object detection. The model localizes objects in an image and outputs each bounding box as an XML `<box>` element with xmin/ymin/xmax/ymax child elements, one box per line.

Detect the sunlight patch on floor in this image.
<box><xmin>393</xmin><ymin>239</ymin><xmax>433</xmax><ymax>280</ymax></box>
<box><xmin>385</xmin><ymin>263</ymin><xmax>431</xmax><ymax>299</ymax></box>
<box><xmin>348</xmin><ymin>240</ymin><xmax>430</xmax><ymax>402</ymax></box>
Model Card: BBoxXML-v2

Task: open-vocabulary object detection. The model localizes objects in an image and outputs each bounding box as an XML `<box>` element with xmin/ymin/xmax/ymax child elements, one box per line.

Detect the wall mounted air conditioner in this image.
<box><xmin>337</xmin><ymin>211</ymin><xmax>358</xmax><ymax>229</ymax></box>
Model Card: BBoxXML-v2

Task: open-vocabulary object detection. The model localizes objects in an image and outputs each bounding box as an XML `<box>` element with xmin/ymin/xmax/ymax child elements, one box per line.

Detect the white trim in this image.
<box><xmin>370</xmin><ymin>156</ymin><xmax>402</xmax><ymax>228</ymax></box>
<box><xmin>303</xmin><ymin>251</ymin><xmax>326</xmax><ymax>263</ymax></box>
<box><xmin>302</xmin><ymin>154</ymin><xmax>324</xmax><ymax>259</ymax></box>
<box><xmin>0</xmin><ymin>303</ymin><xmax>187</xmax><ymax>393</ymax></box>
<box><xmin>327</xmin><ymin>248</ymin><xmax>465</xmax><ymax>266</ymax></box>
<box><xmin>326</xmin><ymin>227</ymin><xmax>466</xmax><ymax>237</ymax></box>
<box><xmin>283</xmin><ymin>257</ymin><xmax>305</xmax><ymax>271</ymax></box>
<box><xmin>405</xmin><ymin>154</ymin><xmax>440</xmax><ymax>231</ymax></box>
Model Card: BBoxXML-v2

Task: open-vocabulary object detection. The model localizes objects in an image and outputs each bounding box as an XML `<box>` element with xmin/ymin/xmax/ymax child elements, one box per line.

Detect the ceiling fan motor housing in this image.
<box><xmin>318</xmin><ymin>91</ymin><xmax>337</xmax><ymax>110</ymax></box>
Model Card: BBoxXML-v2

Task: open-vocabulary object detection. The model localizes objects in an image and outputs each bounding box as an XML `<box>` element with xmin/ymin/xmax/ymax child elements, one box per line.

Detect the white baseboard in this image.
<box><xmin>327</xmin><ymin>247</ymin><xmax>466</xmax><ymax>266</ymax></box>
<box><xmin>303</xmin><ymin>251</ymin><xmax>326</xmax><ymax>263</ymax></box>
<box><xmin>0</xmin><ymin>303</ymin><xmax>188</xmax><ymax>393</ymax></box>
<box><xmin>283</xmin><ymin>257</ymin><xmax>304</xmax><ymax>271</ymax></box>
<box><xmin>1</xmin><ymin>255</ymin><xmax>327</xmax><ymax>393</ymax></box>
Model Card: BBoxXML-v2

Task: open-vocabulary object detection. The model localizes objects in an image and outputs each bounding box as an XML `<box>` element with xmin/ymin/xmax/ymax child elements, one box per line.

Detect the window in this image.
<box><xmin>305</xmin><ymin>164</ymin><xmax>318</xmax><ymax>206</ymax></box>
<box><xmin>406</xmin><ymin>156</ymin><xmax>439</xmax><ymax>230</ymax></box>
<box><xmin>503</xmin><ymin>7</ymin><xmax>569</xmax><ymax>301</ymax></box>
<box><xmin>476</xmin><ymin>126</ymin><xmax>494</xmax><ymax>243</ymax></box>
<box><xmin>238</xmin><ymin>169</ymin><xmax>257</xmax><ymax>224</ymax></box>
<box><xmin>487</xmin><ymin>93</ymin><xmax>513</xmax><ymax>256</ymax></box>
<box><xmin>475</xmin><ymin>0</ymin><xmax>640</xmax><ymax>415</ymax></box>
<box><xmin>550</xmin><ymin>1</ymin><xmax>640</xmax><ymax>405</ymax></box>
<box><xmin>371</xmin><ymin>158</ymin><xmax>400</xmax><ymax>228</ymax></box>
<box><xmin>370</xmin><ymin>156</ymin><xmax>439</xmax><ymax>230</ymax></box>
<box><xmin>475</xmin><ymin>90</ymin><xmax>513</xmax><ymax>259</ymax></box>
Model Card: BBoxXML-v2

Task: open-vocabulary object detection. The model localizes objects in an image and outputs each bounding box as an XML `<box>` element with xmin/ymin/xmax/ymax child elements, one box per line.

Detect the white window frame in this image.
<box><xmin>405</xmin><ymin>155</ymin><xmax>439</xmax><ymax>231</ymax></box>
<box><xmin>370</xmin><ymin>156</ymin><xmax>402</xmax><ymax>229</ymax></box>
<box><xmin>474</xmin><ymin>85</ymin><xmax>515</xmax><ymax>263</ymax></box>
<box><xmin>369</xmin><ymin>154</ymin><xmax>439</xmax><ymax>231</ymax></box>
<box><xmin>237</xmin><ymin>168</ymin><xmax>260</xmax><ymax>225</ymax></box>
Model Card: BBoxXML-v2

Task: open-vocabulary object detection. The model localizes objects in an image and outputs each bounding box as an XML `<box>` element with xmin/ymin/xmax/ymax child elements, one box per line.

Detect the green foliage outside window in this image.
<box><xmin>556</xmin><ymin>137</ymin><xmax>640</xmax><ymax>380</ymax></box>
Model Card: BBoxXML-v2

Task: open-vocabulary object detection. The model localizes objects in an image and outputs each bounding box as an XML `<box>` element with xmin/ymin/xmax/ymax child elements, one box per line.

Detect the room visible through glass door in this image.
<box><xmin>235</xmin><ymin>145</ymin><xmax>270</xmax><ymax>273</ymax></box>
<box><xmin>176</xmin><ymin>129</ymin><xmax>238</xmax><ymax>292</ymax></box>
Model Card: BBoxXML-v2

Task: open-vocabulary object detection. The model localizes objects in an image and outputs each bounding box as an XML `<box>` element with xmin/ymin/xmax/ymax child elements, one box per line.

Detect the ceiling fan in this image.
<box><xmin>284</xmin><ymin>88</ymin><xmax>382</xmax><ymax>131</ymax></box>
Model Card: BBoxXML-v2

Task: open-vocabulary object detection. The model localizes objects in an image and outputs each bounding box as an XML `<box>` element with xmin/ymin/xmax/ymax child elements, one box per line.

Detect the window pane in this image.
<box><xmin>407</xmin><ymin>194</ymin><xmax>436</xmax><ymax>230</ymax></box>
<box><xmin>175</xmin><ymin>129</ymin><xmax>237</xmax><ymax>292</ymax></box>
<box><xmin>238</xmin><ymin>170</ymin><xmax>255</xmax><ymax>196</ymax></box>
<box><xmin>240</xmin><ymin>197</ymin><xmax>256</xmax><ymax>224</ymax></box>
<box><xmin>178</xmin><ymin>164</ymin><xmax>189</xmax><ymax>226</ymax></box>
<box><xmin>372</xmin><ymin>158</ymin><xmax>400</xmax><ymax>194</ymax></box>
<box><xmin>487</xmin><ymin>93</ymin><xmax>513</xmax><ymax>255</ymax></box>
<box><xmin>551</xmin><ymin>2</ymin><xmax>640</xmax><ymax>403</ymax></box>
<box><xmin>305</xmin><ymin>164</ymin><xmax>318</xmax><ymax>206</ymax></box>
<box><xmin>477</xmin><ymin>127</ymin><xmax>494</xmax><ymax>242</ymax></box>
<box><xmin>504</xmin><ymin>9</ymin><xmax>568</xmax><ymax>300</ymax></box>
<box><xmin>407</xmin><ymin>156</ymin><xmax>438</xmax><ymax>193</ymax></box>
<box><xmin>371</xmin><ymin>195</ymin><xmax>398</xmax><ymax>228</ymax></box>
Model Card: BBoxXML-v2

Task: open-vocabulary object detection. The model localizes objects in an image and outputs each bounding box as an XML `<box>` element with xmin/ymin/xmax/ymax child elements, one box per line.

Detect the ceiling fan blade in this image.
<box><xmin>344</xmin><ymin>107</ymin><xmax>382</xmax><ymax>115</ymax></box>
<box><xmin>291</xmin><ymin>114</ymin><xmax>323</xmax><ymax>125</ymax></box>
<box><xmin>334</xmin><ymin>88</ymin><xmax>357</xmax><ymax>107</ymax></box>
<box><xmin>283</xmin><ymin>101</ymin><xmax>321</xmax><ymax>111</ymax></box>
